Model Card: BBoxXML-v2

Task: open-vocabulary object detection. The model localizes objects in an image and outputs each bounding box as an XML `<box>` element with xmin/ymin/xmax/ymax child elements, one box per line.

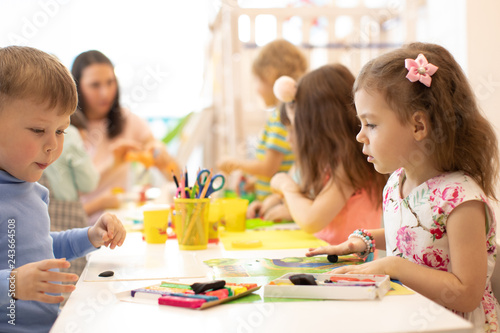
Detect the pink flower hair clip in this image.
<box><xmin>405</xmin><ymin>53</ymin><xmax>438</xmax><ymax>87</ymax></box>
<box><xmin>273</xmin><ymin>76</ymin><xmax>297</xmax><ymax>103</ymax></box>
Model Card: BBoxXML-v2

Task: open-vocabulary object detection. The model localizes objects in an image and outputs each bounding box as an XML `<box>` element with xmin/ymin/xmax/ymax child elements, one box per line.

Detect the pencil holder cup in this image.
<box><xmin>222</xmin><ymin>198</ymin><xmax>249</xmax><ymax>232</ymax></box>
<box><xmin>142</xmin><ymin>204</ymin><xmax>170</xmax><ymax>244</ymax></box>
<box><xmin>174</xmin><ymin>198</ymin><xmax>210</xmax><ymax>250</ymax></box>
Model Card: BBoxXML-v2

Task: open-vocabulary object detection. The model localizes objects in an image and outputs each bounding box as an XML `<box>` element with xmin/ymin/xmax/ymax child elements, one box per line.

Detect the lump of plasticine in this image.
<box><xmin>327</xmin><ymin>254</ymin><xmax>338</xmax><ymax>263</ymax></box>
<box><xmin>98</xmin><ymin>270</ymin><xmax>114</xmax><ymax>277</ymax></box>
<box><xmin>289</xmin><ymin>274</ymin><xmax>317</xmax><ymax>285</ymax></box>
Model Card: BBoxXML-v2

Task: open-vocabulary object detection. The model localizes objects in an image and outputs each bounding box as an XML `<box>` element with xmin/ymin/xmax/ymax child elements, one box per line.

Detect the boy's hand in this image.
<box><xmin>12</xmin><ymin>259</ymin><xmax>78</xmax><ymax>303</ymax></box>
<box><xmin>88</xmin><ymin>213</ymin><xmax>126</xmax><ymax>249</ymax></box>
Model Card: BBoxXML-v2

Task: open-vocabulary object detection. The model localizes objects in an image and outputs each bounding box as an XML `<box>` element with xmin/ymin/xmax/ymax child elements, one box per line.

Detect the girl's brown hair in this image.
<box><xmin>281</xmin><ymin>64</ymin><xmax>387</xmax><ymax>205</ymax></box>
<box><xmin>0</xmin><ymin>46</ymin><xmax>77</xmax><ymax>114</ymax></box>
<box><xmin>354</xmin><ymin>42</ymin><xmax>499</xmax><ymax>199</ymax></box>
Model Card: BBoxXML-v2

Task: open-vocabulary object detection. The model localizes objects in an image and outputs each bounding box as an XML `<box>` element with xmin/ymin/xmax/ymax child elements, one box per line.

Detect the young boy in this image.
<box><xmin>0</xmin><ymin>46</ymin><xmax>126</xmax><ymax>332</ymax></box>
<box><xmin>217</xmin><ymin>39</ymin><xmax>307</xmax><ymax>201</ymax></box>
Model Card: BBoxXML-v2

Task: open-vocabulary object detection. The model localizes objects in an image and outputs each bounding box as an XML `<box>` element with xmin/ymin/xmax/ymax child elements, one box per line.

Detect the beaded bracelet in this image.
<box><xmin>348</xmin><ymin>229</ymin><xmax>375</xmax><ymax>259</ymax></box>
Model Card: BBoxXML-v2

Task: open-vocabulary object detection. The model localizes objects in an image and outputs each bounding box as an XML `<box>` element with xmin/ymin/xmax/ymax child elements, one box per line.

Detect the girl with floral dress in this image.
<box><xmin>307</xmin><ymin>42</ymin><xmax>500</xmax><ymax>332</ymax></box>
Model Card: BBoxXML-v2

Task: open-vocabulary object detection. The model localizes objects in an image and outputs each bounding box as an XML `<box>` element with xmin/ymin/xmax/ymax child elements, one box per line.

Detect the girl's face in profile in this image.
<box><xmin>355</xmin><ymin>88</ymin><xmax>417</xmax><ymax>174</ymax></box>
<box><xmin>80</xmin><ymin>63</ymin><xmax>117</xmax><ymax>121</ymax></box>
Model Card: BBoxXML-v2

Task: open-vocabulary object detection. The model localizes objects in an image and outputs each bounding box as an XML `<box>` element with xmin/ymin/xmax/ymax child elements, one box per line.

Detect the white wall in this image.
<box><xmin>466</xmin><ymin>0</ymin><xmax>500</xmax><ymax>226</ymax></box>
<box><xmin>0</xmin><ymin>0</ymin><xmax>211</xmax><ymax>120</ymax></box>
<box><xmin>466</xmin><ymin>0</ymin><xmax>500</xmax><ymax>136</ymax></box>
<box><xmin>466</xmin><ymin>0</ymin><xmax>500</xmax><ymax>299</ymax></box>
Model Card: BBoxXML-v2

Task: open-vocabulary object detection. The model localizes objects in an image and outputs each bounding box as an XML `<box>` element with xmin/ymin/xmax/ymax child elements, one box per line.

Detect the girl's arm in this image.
<box><xmin>333</xmin><ymin>200</ymin><xmax>487</xmax><ymax>313</ymax></box>
<box><xmin>271</xmin><ymin>173</ymin><xmax>354</xmax><ymax>234</ymax></box>
<box><xmin>218</xmin><ymin>149</ymin><xmax>284</xmax><ymax>178</ymax></box>
<box><xmin>306</xmin><ymin>228</ymin><xmax>385</xmax><ymax>257</ymax></box>
<box><xmin>371</xmin><ymin>227</ymin><xmax>386</xmax><ymax>250</ymax></box>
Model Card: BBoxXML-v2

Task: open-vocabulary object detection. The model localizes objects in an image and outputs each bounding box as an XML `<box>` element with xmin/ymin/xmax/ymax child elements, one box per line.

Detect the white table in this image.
<box><xmin>51</xmin><ymin>232</ymin><xmax>473</xmax><ymax>333</ymax></box>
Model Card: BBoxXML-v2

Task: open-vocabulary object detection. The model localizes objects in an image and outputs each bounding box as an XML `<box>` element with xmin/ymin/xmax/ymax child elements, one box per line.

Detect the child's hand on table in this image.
<box><xmin>328</xmin><ymin>256</ymin><xmax>399</xmax><ymax>276</ymax></box>
<box><xmin>260</xmin><ymin>194</ymin><xmax>284</xmax><ymax>215</ymax></box>
<box><xmin>88</xmin><ymin>212</ymin><xmax>126</xmax><ymax>249</ymax></box>
<box><xmin>247</xmin><ymin>195</ymin><xmax>291</xmax><ymax>221</ymax></box>
<box><xmin>247</xmin><ymin>200</ymin><xmax>263</xmax><ymax>219</ymax></box>
<box><xmin>12</xmin><ymin>258</ymin><xmax>78</xmax><ymax>303</ymax></box>
<box><xmin>306</xmin><ymin>236</ymin><xmax>366</xmax><ymax>258</ymax></box>
<box><xmin>262</xmin><ymin>203</ymin><xmax>292</xmax><ymax>221</ymax></box>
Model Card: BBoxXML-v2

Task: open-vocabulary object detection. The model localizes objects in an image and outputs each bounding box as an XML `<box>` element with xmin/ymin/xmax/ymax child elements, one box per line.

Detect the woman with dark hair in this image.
<box><xmin>73</xmin><ymin>50</ymin><xmax>179</xmax><ymax>225</ymax></box>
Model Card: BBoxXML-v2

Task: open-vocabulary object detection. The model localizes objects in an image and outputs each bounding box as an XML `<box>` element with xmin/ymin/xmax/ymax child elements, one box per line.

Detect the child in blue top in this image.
<box><xmin>307</xmin><ymin>42</ymin><xmax>499</xmax><ymax>332</ymax></box>
<box><xmin>0</xmin><ymin>46</ymin><xmax>126</xmax><ymax>332</ymax></box>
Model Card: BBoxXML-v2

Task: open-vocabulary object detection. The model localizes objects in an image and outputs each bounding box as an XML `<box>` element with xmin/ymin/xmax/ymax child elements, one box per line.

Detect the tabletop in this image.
<box><xmin>51</xmin><ymin>231</ymin><xmax>474</xmax><ymax>333</ymax></box>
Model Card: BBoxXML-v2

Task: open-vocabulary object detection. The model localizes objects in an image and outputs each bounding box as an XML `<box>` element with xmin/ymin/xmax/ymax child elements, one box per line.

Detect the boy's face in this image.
<box><xmin>0</xmin><ymin>98</ymin><xmax>70</xmax><ymax>182</ymax></box>
<box><xmin>255</xmin><ymin>75</ymin><xmax>277</xmax><ymax>108</ymax></box>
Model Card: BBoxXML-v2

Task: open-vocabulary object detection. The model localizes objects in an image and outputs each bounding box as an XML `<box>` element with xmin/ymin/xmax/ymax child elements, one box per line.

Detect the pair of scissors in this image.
<box><xmin>196</xmin><ymin>169</ymin><xmax>225</xmax><ymax>198</ymax></box>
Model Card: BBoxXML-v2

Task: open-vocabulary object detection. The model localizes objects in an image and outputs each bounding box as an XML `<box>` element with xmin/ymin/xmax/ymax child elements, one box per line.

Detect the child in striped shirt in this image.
<box><xmin>217</xmin><ymin>39</ymin><xmax>307</xmax><ymax>201</ymax></box>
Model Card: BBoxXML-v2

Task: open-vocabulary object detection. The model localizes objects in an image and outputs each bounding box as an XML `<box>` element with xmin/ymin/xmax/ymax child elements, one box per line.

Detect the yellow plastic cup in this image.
<box><xmin>142</xmin><ymin>204</ymin><xmax>170</xmax><ymax>244</ymax></box>
<box><xmin>174</xmin><ymin>198</ymin><xmax>210</xmax><ymax>250</ymax></box>
<box><xmin>208</xmin><ymin>198</ymin><xmax>224</xmax><ymax>242</ymax></box>
<box><xmin>222</xmin><ymin>198</ymin><xmax>249</xmax><ymax>232</ymax></box>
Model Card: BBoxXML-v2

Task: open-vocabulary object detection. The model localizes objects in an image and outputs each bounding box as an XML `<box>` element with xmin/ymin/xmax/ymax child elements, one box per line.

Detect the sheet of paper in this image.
<box><xmin>84</xmin><ymin>247</ymin><xmax>208</xmax><ymax>282</ymax></box>
<box><xmin>220</xmin><ymin>229</ymin><xmax>328</xmax><ymax>251</ymax></box>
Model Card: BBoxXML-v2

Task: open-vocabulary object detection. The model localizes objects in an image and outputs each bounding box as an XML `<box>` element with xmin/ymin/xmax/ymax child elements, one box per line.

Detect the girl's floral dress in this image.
<box><xmin>384</xmin><ymin>168</ymin><xmax>499</xmax><ymax>332</ymax></box>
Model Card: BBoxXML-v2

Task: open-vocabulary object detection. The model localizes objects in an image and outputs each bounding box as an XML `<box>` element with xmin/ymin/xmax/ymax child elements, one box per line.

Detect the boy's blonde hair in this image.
<box><xmin>252</xmin><ymin>39</ymin><xmax>307</xmax><ymax>84</ymax></box>
<box><xmin>354</xmin><ymin>42</ymin><xmax>499</xmax><ymax>199</ymax></box>
<box><xmin>0</xmin><ymin>46</ymin><xmax>77</xmax><ymax>114</ymax></box>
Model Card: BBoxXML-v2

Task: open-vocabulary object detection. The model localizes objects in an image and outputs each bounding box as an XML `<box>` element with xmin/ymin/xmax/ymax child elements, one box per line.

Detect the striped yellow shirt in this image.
<box><xmin>255</xmin><ymin>108</ymin><xmax>295</xmax><ymax>201</ymax></box>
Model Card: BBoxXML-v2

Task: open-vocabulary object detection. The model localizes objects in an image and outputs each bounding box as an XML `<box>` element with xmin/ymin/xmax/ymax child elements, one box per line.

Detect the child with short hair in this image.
<box><xmin>0</xmin><ymin>46</ymin><xmax>126</xmax><ymax>332</ymax></box>
<box><xmin>307</xmin><ymin>43</ymin><xmax>499</xmax><ymax>331</ymax></box>
<box><xmin>217</xmin><ymin>39</ymin><xmax>307</xmax><ymax>201</ymax></box>
<box><xmin>250</xmin><ymin>64</ymin><xmax>387</xmax><ymax>245</ymax></box>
